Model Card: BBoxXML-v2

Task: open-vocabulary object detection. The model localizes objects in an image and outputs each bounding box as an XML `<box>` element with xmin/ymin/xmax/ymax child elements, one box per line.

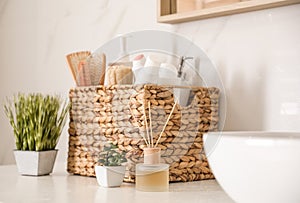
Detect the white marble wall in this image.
<box><xmin>0</xmin><ymin>0</ymin><xmax>299</xmax><ymax>164</ymax></box>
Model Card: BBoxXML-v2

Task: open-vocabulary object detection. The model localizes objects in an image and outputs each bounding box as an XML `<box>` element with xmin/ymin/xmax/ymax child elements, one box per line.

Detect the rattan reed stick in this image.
<box><xmin>155</xmin><ymin>100</ymin><xmax>178</xmax><ymax>147</ymax></box>
<box><xmin>148</xmin><ymin>101</ymin><xmax>154</xmax><ymax>147</ymax></box>
<box><xmin>129</xmin><ymin>107</ymin><xmax>149</xmax><ymax>146</ymax></box>
<box><xmin>143</xmin><ymin>102</ymin><xmax>151</xmax><ymax>147</ymax></box>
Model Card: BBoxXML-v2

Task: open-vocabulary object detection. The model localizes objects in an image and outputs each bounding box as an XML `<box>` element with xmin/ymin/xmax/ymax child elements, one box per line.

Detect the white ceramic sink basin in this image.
<box><xmin>204</xmin><ymin>131</ymin><xmax>300</xmax><ymax>203</ymax></box>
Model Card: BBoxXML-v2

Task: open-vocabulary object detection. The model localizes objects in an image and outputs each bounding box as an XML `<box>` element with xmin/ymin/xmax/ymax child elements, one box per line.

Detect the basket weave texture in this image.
<box><xmin>67</xmin><ymin>84</ymin><xmax>219</xmax><ymax>182</ymax></box>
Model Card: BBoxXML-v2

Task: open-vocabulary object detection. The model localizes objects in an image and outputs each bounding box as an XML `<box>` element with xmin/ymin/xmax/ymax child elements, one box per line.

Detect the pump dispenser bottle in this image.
<box><xmin>135</xmin><ymin>147</ymin><xmax>169</xmax><ymax>192</ymax></box>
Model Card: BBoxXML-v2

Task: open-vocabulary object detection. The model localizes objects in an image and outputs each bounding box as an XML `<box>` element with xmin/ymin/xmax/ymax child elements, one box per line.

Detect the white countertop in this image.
<box><xmin>0</xmin><ymin>163</ymin><xmax>234</xmax><ymax>203</ymax></box>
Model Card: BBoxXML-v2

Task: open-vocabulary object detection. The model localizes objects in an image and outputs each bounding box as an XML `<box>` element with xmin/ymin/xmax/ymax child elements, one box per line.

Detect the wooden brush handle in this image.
<box><xmin>66</xmin><ymin>54</ymin><xmax>78</xmax><ymax>85</ymax></box>
<box><xmin>66</xmin><ymin>51</ymin><xmax>91</xmax><ymax>86</ymax></box>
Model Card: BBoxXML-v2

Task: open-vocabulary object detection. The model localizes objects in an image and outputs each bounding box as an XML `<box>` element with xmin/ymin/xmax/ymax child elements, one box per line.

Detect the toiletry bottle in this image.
<box><xmin>132</xmin><ymin>54</ymin><xmax>145</xmax><ymax>85</ymax></box>
<box><xmin>135</xmin><ymin>147</ymin><xmax>169</xmax><ymax>192</ymax></box>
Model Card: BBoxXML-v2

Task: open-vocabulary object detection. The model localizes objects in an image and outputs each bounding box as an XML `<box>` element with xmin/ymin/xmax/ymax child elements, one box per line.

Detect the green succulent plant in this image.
<box><xmin>98</xmin><ymin>143</ymin><xmax>127</xmax><ymax>166</ymax></box>
<box><xmin>4</xmin><ymin>93</ymin><xmax>70</xmax><ymax>151</ymax></box>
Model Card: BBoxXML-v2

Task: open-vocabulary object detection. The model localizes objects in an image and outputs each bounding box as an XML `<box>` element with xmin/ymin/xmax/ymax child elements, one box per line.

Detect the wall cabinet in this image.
<box><xmin>157</xmin><ymin>0</ymin><xmax>300</xmax><ymax>23</ymax></box>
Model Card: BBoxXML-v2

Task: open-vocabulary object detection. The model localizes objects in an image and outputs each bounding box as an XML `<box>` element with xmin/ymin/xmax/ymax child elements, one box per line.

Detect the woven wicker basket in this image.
<box><xmin>67</xmin><ymin>84</ymin><xmax>219</xmax><ymax>182</ymax></box>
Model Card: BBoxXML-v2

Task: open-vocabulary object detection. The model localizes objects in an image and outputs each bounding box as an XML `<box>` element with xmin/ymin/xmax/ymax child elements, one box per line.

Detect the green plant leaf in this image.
<box><xmin>97</xmin><ymin>143</ymin><xmax>127</xmax><ymax>166</ymax></box>
<box><xmin>3</xmin><ymin>93</ymin><xmax>70</xmax><ymax>151</ymax></box>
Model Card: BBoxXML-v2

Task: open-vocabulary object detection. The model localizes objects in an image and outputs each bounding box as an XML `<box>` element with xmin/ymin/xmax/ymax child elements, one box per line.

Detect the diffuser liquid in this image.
<box><xmin>135</xmin><ymin>163</ymin><xmax>169</xmax><ymax>192</ymax></box>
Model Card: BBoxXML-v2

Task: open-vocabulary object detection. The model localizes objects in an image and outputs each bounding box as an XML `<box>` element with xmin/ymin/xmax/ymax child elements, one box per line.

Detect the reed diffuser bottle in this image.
<box><xmin>135</xmin><ymin>147</ymin><xmax>169</xmax><ymax>192</ymax></box>
<box><xmin>132</xmin><ymin>100</ymin><xmax>177</xmax><ymax>192</ymax></box>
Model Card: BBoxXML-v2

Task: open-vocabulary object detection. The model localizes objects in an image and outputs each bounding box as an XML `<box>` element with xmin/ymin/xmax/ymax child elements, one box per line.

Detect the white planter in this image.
<box><xmin>14</xmin><ymin>150</ymin><xmax>58</xmax><ymax>176</ymax></box>
<box><xmin>95</xmin><ymin>165</ymin><xmax>126</xmax><ymax>187</ymax></box>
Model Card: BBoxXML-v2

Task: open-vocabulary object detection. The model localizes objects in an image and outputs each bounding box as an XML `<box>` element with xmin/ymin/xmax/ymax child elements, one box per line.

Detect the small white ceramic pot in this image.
<box><xmin>14</xmin><ymin>150</ymin><xmax>58</xmax><ymax>176</ymax></box>
<box><xmin>95</xmin><ymin>165</ymin><xmax>126</xmax><ymax>187</ymax></box>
